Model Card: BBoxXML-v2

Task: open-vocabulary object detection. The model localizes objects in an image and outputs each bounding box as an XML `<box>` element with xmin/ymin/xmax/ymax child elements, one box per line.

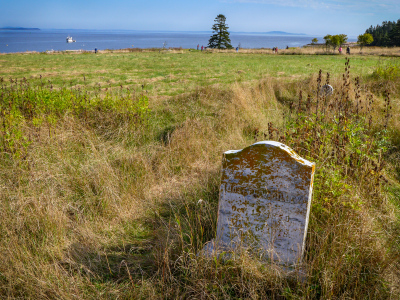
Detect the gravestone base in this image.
<box><xmin>201</xmin><ymin>239</ymin><xmax>307</xmax><ymax>280</ymax></box>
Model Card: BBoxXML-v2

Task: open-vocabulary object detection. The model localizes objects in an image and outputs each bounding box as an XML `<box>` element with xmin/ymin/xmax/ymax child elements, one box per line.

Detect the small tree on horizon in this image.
<box><xmin>323</xmin><ymin>34</ymin><xmax>348</xmax><ymax>52</ymax></box>
<box><xmin>324</xmin><ymin>34</ymin><xmax>332</xmax><ymax>51</ymax></box>
<box><xmin>357</xmin><ymin>33</ymin><xmax>374</xmax><ymax>52</ymax></box>
<box><xmin>338</xmin><ymin>34</ymin><xmax>348</xmax><ymax>46</ymax></box>
<box><xmin>208</xmin><ymin>14</ymin><xmax>233</xmax><ymax>49</ymax></box>
<box><xmin>330</xmin><ymin>35</ymin><xmax>341</xmax><ymax>51</ymax></box>
<box><xmin>311</xmin><ymin>38</ymin><xmax>318</xmax><ymax>50</ymax></box>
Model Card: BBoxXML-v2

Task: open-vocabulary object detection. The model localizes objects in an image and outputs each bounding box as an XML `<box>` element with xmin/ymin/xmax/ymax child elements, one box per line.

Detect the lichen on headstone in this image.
<box><xmin>204</xmin><ymin>141</ymin><xmax>315</xmax><ymax>266</ymax></box>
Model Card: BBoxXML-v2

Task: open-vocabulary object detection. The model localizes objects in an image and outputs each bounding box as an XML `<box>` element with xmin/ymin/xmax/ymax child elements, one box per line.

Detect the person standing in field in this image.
<box><xmin>346</xmin><ymin>46</ymin><xmax>350</xmax><ymax>55</ymax></box>
<box><xmin>201</xmin><ymin>45</ymin><xmax>204</xmax><ymax>51</ymax></box>
<box><xmin>339</xmin><ymin>46</ymin><xmax>342</xmax><ymax>54</ymax></box>
<box><xmin>197</xmin><ymin>44</ymin><xmax>199</xmax><ymax>50</ymax></box>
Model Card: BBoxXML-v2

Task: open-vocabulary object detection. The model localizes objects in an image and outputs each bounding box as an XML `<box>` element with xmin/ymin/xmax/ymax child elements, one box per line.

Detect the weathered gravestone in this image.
<box><xmin>206</xmin><ymin>141</ymin><xmax>315</xmax><ymax>266</ymax></box>
<box><xmin>320</xmin><ymin>84</ymin><xmax>334</xmax><ymax>96</ymax></box>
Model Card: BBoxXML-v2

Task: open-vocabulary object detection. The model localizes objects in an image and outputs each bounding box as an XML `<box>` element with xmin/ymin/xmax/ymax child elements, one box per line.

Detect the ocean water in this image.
<box><xmin>0</xmin><ymin>29</ymin><xmax>354</xmax><ymax>54</ymax></box>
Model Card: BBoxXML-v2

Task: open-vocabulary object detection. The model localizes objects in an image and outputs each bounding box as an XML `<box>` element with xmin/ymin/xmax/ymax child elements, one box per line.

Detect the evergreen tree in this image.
<box><xmin>365</xmin><ymin>20</ymin><xmax>399</xmax><ymax>46</ymax></box>
<box><xmin>389</xmin><ymin>20</ymin><xmax>400</xmax><ymax>46</ymax></box>
<box><xmin>208</xmin><ymin>14</ymin><xmax>233</xmax><ymax>49</ymax></box>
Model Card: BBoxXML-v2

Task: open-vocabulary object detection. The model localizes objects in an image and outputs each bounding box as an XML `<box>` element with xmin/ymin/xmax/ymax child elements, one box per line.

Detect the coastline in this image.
<box><xmin>0</xmin><ymin>29</ymin><xmax>339</xmax><ymax>54</ymax></box>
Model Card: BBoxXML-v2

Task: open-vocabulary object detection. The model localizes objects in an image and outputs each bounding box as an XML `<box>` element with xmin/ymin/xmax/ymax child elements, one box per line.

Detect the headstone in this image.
<box><xmin>206</xmin><ymin>141</ymin><xmax>315</xmax><ymax>266</ymax></box>
<box><xmin>320</xmin><ymin>84</ymin><xmax>334</xmax><ymax>96</ymax></box>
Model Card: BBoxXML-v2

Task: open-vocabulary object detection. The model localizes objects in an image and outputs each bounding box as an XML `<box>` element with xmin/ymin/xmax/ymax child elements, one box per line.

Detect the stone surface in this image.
<box><xmin>320</xmin><ymin>84</ymin><xmax>334</xmax><ymax>96</ymax></box>
<box><xmin>212</xmin><ymin>141</ymin><xmax>315</xmax><ymax>266</ymax></box>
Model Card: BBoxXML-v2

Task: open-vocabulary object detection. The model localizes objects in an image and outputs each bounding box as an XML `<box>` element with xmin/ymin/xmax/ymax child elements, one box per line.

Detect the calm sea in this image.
<box><xmin>0</xmin><ymin>29</ymin><xmax>355</xmax><ymax>54</ymax></box>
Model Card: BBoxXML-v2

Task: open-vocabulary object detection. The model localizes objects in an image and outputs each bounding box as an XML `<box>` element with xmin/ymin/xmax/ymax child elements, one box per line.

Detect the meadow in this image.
<box><xmin>1</xmin><ymin>48</ymin><xmax>397</xmax><ymax>96</ymax></box>
<box><xmin>0</xmin><ymin>48</ymin><xmax>400</xmax><ymax>299</ymax></box>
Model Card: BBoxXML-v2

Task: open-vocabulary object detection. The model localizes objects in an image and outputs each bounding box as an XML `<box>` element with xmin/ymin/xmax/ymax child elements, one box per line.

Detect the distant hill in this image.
<box><xmin>0</xmin><ymin>27</ymin><xmax>40</xmax><ymax>30</ymax></box>
<box><xmin>262</xmin><ymin>31</ymin><xmax>306</xmax><ymax>36</ymax></box>
<box><xmin>233</xmin><ymin>31</ymin><xmax>306</xmax><ymax>36</ymax></box>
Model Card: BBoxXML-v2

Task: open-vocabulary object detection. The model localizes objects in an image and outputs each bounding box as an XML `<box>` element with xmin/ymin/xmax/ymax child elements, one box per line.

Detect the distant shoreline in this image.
<box><xmin>1</xmin><ymin>28</ymin><xmax>305</xmax><ymax>35</ymax></box>
<box><xmin>0</xmin><ymin>27</ymin><xmax>40</xmax><ymax>31</ymax></box>
<box><xmin>1</xmin><ymin>30</ymin><xmax>355</xmax><ymax>53</ymax></box>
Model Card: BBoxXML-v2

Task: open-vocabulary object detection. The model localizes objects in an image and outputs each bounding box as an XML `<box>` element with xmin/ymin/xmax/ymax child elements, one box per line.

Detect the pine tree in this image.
<box><xmin>208</xmin><ymin>14</ymin><xmax>233</xmax><ymax>49</ymax></box>
<box><xmin>364</xmin><ymin>20</ymin><xmax>398</xmax><ymax>46</ymax></box>
<box><xmin>389</xmin><ymin>20</ymin><xmax>400</xmax><ymax>46</ymax></box>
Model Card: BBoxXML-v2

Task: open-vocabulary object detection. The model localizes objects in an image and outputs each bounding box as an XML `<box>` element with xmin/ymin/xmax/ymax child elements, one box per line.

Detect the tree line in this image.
<box><xmin>323</xmin><ymin>34</ymin><xmax>348</xmax><ymax>51</ymax></box>
<box><xmin>206</xmin><ymin>14</ymin><xmax>400</xmax><ymax>51</ymax></box>
<box><xmin>365</xmin><ymin>20</ymin><xmax>400</xmax><ymax>46</ymax></box>
<box><xmin>311</xmin><ymin>33</ymin><xmax>373</xmax><ymax>52</ymax></box>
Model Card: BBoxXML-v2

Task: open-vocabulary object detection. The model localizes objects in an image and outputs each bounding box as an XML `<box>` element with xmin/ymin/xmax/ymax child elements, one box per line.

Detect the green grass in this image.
<box><xmin>0</xmin><ymin>51</ymin><xmax>395</xmax><ymax>96</ymax></box>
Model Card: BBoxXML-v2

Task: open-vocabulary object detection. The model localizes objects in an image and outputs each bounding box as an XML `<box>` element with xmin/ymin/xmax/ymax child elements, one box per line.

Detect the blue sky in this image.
<box><xmin>1</xmin><ymin>0</ymin><xmax>399</xmax><ymax>37</ymax></box>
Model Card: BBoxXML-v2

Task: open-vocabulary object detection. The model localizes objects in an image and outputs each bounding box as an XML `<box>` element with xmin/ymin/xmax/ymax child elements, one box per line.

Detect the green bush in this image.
<box><xmin>372</xmin><ymin>63</ymin><xmax>400</xmax><ymax>80</ymax></box>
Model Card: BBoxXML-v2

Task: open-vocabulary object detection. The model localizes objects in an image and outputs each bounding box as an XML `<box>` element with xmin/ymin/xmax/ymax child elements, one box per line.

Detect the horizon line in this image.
<box><xmin>1</xmin><ymin>27</ymin><xmax>360</xmax><ymax>38</ymax></box>
<box><xmin>1</xmin><ymin>26</ymin><xmax>311</xmax><ymax>35</ymax></box>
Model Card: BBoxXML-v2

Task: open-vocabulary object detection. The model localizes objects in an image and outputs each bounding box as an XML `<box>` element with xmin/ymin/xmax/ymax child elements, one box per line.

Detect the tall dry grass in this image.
<box><xmin>0</xmin><ymin>73</ymin><xmax>283</xmax><ymax>298</ymax></box>
<box><xmin>195</xmin><ymin>46</ymin><xmax>400</xmax><ymax>56</ymax></box>
<box><xmin>1</xmin><ymin>58</ymin><xmax>400</xmax><ymax>299</ymax></box>
<box><xmin>140</xmin><ymin>60</ymin><xmax>400</xmax><ymax>299</ymax></box>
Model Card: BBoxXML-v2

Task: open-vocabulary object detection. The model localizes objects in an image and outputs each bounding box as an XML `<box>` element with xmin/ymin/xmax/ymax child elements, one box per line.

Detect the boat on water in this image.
<box><xmin>66</xmin><ymin>36</ymin><xmax>76</xmax><ymax>43</ymax></box>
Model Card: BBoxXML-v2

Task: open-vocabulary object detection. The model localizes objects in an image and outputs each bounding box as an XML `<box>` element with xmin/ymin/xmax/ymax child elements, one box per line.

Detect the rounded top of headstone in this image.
<box><xmin>320</xmin><ymin>84</ymin><xmax>334</xmax><ymax>96</ymax></box>
<box><xmin>224</xmin><ymin>141</ymin><xmax>314</xmax><ymax>167</ymax></box>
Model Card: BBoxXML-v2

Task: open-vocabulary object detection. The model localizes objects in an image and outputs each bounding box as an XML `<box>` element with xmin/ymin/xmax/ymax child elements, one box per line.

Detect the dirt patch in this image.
<box><xmin>94</xmin><ymin>69</ymin><xmax>109</xmax><ymax>74</ymax></box>
<box><xmin>142</xmin><ymin>76</ymin><xmax>164</xmax><ymax>84</ymax></box>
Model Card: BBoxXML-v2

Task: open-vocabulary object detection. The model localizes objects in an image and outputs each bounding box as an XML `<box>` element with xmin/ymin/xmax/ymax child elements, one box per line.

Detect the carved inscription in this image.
<box><xmin>223</xmin><ymin>185</ymin><xmax>307</xmax><ymax>204</ymax></box>
<box><xmin>213</xmin><ymin>141</ymin><xmax>315</xmax><ymax>265</ymax></box>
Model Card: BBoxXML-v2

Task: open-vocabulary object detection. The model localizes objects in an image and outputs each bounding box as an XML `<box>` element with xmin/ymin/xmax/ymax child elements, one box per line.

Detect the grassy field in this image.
<box><xmin>1</xmin><ymin>49</ymin><xmax>398</xmax><ymax>97</ymax></box>
<box><xmin>1</xmin><ymin>50</ymin><xmax>400</xmax><ymax>299</ymax></box>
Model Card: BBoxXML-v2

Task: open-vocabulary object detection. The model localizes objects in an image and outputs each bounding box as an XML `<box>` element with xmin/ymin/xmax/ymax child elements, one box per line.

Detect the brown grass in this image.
<box><xmin>0</xmin><ymin>57</ymin><xmax>400</xmax><ymax>299</ymax></box>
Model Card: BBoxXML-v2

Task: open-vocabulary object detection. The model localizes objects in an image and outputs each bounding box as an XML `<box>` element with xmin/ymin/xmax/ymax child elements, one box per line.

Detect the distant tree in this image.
<box><xmin>323</xmin><ymin>34</ymin><xmax>347</xmax><ymax>51</ymax></box>
<box><xmin>337</xmin><ymin>34</ymin><xmax>348</xmax><ymax>46</ymax></box>
<box><xmin>323</xmin><ymin>34</ymin><xmax>332</xmax><ymax>51</ymax></box>
<box><xmin>357</xmin><ymin>33</ymin><xmax>374</xmax><ymax>52</ymax></box>
<box><xmin>208</xmin><ymin>14</ymin><xmax>233</xmax><ymax>49</ymax></box>
<box><xmin>311</xmin><ymin>38</ymin><xmax>318</xmax><ymax>44</ymax></box>
<box><xmin>330</xmin><ymin>35</ymin><xmax>342</xmax><ymax>51</ymax></box>
<box><xmin>388</xmin><ymin>21</ymin><xmax>400</xmax><ymax>46</ymax></box>
<box><xmin>365</xmin><ymin>19</ymin><xmax>399</xmax><ymax>46</ymax></box>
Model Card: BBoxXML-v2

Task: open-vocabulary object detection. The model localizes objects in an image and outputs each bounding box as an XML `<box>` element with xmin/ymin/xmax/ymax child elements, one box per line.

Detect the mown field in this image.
<box><xmin>1</xmin><ymin>49</ymin><xmax>397</xmax><ymax>96</ymax></box>
<box><xmin>1</xmin><ymin>49</ymin><xmax>400</xmax><ymax>299</ymax></box>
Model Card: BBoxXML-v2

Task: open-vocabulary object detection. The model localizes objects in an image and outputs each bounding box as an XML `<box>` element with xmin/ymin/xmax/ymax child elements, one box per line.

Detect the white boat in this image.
<box><xmin>66</xmin><ymin>36</ymin><xmax>76</xmax><ymax>43</ymax></box>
